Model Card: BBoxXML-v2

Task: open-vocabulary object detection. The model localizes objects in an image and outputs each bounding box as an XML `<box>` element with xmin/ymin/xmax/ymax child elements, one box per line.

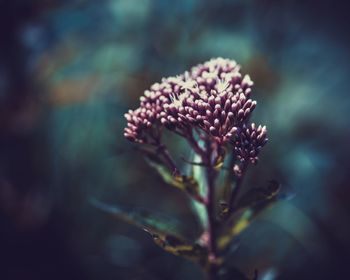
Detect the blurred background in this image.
<box><xmin>1</xmin><ymin>0</ymin><xmax>350</xmax><ymax>279</ymax></box>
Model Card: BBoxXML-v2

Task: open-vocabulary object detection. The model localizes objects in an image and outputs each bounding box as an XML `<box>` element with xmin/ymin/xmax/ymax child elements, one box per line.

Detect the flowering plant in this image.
<box><xmin>99</xmin><ymin>58</ymin><xmax>279</xmax><ymax>280</ymax></box>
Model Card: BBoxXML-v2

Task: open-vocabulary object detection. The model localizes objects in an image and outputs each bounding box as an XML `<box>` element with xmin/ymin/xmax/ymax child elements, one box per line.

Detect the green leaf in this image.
<box><xmin>218</xmin><ymin>209</ymin><xmax>253</xmax><ymax>250</ymax></box>
<box><xmin>235</xmin><ymin>180</ymin><xmax>281</xmax><ymax>210</ymax></box>
<box><xmin>260</xmin><ymin>201</ymin><xmax>327</xmax><ymax>259</ymax></box>
<box><xmin>213</xmin><ymin>146</ymin><xmax>227</xmax><ymax>171</ymax></box>
<box><xmin>90</xmin><ymin>198</ymin><xmax>188</xmax><ymax>239</ymax></box>
<box><xmin>174</xmin><ymin>175</ymin><xmax>205</xmax><ymax>203</ymax></box>
<box><xmin>144</xmin><ymin>230</ymin><xmax>208</xmax><ymax>264</ymax></box>
<box><xmin>145</xmin><ymin>155</ymin><xmax>205</xmax><ymax>203</ymax></box>
<box><xmin>218</xmin><ymin>180</ymin><xmax>281</xmax><ymax>250</ymax></box>
<box><xmin>91</xmin><ymin>199</ymin><xmax>209</xmax><ymax>263</ymax></box>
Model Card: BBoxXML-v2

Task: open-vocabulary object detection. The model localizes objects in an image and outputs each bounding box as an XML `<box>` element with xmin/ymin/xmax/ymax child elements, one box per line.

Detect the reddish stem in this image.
<box><xmin>157</xmin><ymin>144</ymin><xmax>179</xmax><ymax>175</ymax></box>
<box><xmin>204</xmin><ymin>141</ymin><xmax>219</xmax><ymax>280</ymax></box>
<box><xmin>228</xmin><ymin>161</ymin><xmax>248</xmax><ymax>214</ymax></box>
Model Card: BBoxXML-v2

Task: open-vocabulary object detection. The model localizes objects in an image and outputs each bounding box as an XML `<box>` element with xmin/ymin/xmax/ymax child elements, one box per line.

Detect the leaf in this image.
<box><xmin>218</xmin><ymin>181</ymin><xmax>281</xmax><ymax>250</ymax></box>
<box><xmin>90</xmin><ymin>198</ymin><xmax>189</xmax><ymax>240</ymax></box>
<box><xmin>214</xmin><ymin>146</ymin><xmax>227</xmax><ymax>171</ymax></box>
<box><xmin>259</xmin><ymin>201</ymin><xmax>327</xmax><ymax>259</ymax></box>
<box><xmin>91</xmin><ymin>199</ymin><xmax>208</xmax><ymax>263</ymax></box>
<box><xmin>218</xmin><ymin>209</ymin><xmax>253</xmax><ymax>250</ymax></box>
<box><xmin>145</xmin><ymin>156</ymin><xmax>205</xmax><ymax>203</ymax></box>
<box><xmin>174</xmin><ymin>175</ymin><xmax>205</xmax><ymax>203</ymax></box>
<box><xmin>235</xmin><ymin>180</ymin><xmax>281</xmax><ymax>210</ymax></box>
<box><xmin>144</xmin><ymin>229</ymin><xmax>208</xmax><ymax>264</ymax></box>
<box><xmin>213</xmin><ymin>155</ymin><xmax>225</xmax><ymax>170</ymax></box>
<box><xmin>144</xmin><ymin>153</ymin><xmax>175</xmax><ymax>182</ymax></box>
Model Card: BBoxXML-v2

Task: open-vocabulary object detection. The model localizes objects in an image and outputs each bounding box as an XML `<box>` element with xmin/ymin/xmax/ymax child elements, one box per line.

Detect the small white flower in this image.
<box><xmin>242</xmin><ymin>74</ymin><xmax>253</xmax><ymax>87</ymax></box>
<box><xmin>169</xmin><ymin>92</ymin><xmax>188</xmax><ymax>108</ymax></box>
<box><xmin>179</xmin><ymin>72</ymin><xmax>198</xmax><ymax>93</ymax></box>
<box><xmin>216</xmin><ymin>78</ymin><xmax>230</xmax><ymax>93</ymax></box>
<box><xmin>198</xmin><ymin>90</ymin><xmax>208</xmax><ymax>99</ymax></box>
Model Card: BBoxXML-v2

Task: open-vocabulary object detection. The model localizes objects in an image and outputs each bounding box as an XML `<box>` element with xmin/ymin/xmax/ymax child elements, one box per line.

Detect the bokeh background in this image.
<box><xmin>1</xmin><ymin>0</ymin><xmax>350</xmax><ymax>279</ymax></box>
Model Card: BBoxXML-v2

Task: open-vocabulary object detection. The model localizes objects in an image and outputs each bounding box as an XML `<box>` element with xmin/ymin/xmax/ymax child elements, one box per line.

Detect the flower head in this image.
<box><xmin>182</xmin><ymin>58</ymin><xmax>257</xmax><ymax>143</ymax></box>
<box><xmin>124</xmin><ymin>57</ymin><xmax>267</xmax><ymax>153</ymax></box>
<box><xmin>234</xmin><ymin>123</ymin><xmax>268</xmax><ymax>164</ymax></box>
<box><xmin>124</xmin><ymin>75</ymin><xmax>186</xmax><ymax>143</ymax></box>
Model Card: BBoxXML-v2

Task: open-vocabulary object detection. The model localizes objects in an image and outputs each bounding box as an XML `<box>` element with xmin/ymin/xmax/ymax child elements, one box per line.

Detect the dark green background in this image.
<box><xmin>1</xmin><ymin>0</ymin><xmax>350</xmax><ymax>279</ymax></box>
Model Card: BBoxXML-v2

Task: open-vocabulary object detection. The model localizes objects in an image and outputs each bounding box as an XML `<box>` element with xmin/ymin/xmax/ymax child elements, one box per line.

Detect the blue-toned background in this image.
<box><xmin>1</xmin><ymin>1</ymin><xmax>350</xmax><ymax>279</ymax></box>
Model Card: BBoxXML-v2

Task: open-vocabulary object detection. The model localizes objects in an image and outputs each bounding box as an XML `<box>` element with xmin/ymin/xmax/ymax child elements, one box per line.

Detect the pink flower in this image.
<box><xmin>124</xmin><ymin>57</ymin><xmax>267</xmax><ymax>163</ymax></box>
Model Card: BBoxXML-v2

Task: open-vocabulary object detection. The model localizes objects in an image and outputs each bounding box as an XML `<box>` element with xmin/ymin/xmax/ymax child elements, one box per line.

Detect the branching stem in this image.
<box><xmin>150</xmin><ymin>136</ymin><xmax>178</xmax><ymax>175</ymax></box>
<box><xmin>186</xmin><ymin>127</ymin><xmax>206</xmax><ymax>157</ymax></box>
<box><xmin>157</xmin><ymin>144</ymin><xmax>179</xmax><ymax>175</ymax></box>
<box><xmin>228</xmin><ymin>161</ymin><xmax>248</xmax><ymax>214</ymax></box>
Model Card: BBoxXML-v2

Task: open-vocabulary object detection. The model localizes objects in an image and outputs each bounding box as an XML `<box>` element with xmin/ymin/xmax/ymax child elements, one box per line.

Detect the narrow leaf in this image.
<box><xmin>218</xmin><ymin>181</ymin><xmax>281</xmax><ymax>250</ymax></box>
<box><xmin>235</xmin><ymin>180</ymin><xmax>281</xmax><ymax>210</ymax></box>
<box><xmin>218</xmin><ymin>209</ymin><xmax>253</xmax><ymax>250</ymax></box>
<box><xmin>90</xmin><ymin>198</ymin><xmax>188</xmax><ymax>239</ymax></box>
<box><xmin>146</xmin><ymin>156</ymin><xmax>205</xmax><ymax>203</ymax></box>
<box><xmin>144</xmin><ymin>229</ymin><xmax>208</xmax><ymax>264</ymax></box>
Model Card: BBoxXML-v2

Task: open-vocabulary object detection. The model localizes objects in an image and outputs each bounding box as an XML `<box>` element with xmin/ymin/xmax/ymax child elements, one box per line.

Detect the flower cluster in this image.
<box><xmin>124</xmin><ymin>75</ymin><xmax>186</xmax><ymax>143</ymax></box>
<box><xmin>124</xmin><ymin>58</ymin><xmax>268</xmax><ymax>162</ymax></box>
<box><xmin>234</xmin><ymin>123</ymin><xmax>268</xmax><ymax>164</ymax></box>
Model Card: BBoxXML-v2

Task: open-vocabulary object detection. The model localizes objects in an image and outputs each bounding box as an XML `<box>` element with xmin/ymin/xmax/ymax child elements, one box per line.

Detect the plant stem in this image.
<box><xmin>228</xmin><ymin>161</ymin><xmax>248</xmax><ymax>214</ymax></box>
<box><xmin>204</xmin><ymin>141</ymin><xmax>219</xmax><ymax>280</ymax></box>
<box><xmin>157</xmin><ymin>144</ymin><xmax>179</xmax><ymax>175</ymax></box>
